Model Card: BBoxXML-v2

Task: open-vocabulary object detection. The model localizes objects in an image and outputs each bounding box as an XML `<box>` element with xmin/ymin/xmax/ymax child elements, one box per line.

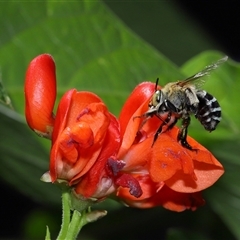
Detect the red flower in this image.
<box><xmin>24</xmin><ymin>54</ymin><xmax>224</xmax><ymax>212</ymax></box>
<box><xmin>24</xmin><ymin>54</ymin><xmax>121</xmax><ymax>200</ymax></box>
<box><xmin>113</xmin><ymin>82</ymin><xmax>224</xmax><ymax>212</ymax></box>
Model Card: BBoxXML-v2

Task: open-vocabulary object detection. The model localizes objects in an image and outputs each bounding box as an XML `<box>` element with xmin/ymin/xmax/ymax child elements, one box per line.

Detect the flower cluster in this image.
<box><xmin>24</xmin><ymin>54</ymin><xmax>224</xmax><ymax>212</ymax></box>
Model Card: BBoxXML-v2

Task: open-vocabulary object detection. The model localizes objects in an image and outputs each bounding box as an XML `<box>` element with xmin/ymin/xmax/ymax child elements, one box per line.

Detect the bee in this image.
<box><xmin>137</xmin><ymin>56</ymin><xmax>228</xmax><ymax>150</ymax></box>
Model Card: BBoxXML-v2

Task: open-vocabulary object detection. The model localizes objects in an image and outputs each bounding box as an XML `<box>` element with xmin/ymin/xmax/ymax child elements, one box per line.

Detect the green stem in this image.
<box><xmin>53</xmin><ymin>186</ymin><xmax>105</xmax><ymax>239</ymax></box>
<box><xmin>65</xmin><ymin>210</ymin><xmax>87</xmax><ymax>240</ymax></box>
<box><xmin>56</xmin><ymin>187</ymin><xmax>71</xmax><ymax>240</ymax></box>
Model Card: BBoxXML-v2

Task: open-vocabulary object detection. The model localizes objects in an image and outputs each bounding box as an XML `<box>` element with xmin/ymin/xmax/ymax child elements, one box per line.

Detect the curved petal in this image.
<box><xmin>121</xmin><ymin>137</ymin><xmax>152</xmax><ymax>171</ymax></box>
<box><xmin>116</xmin><ymin>174</ymin><xmax>164</xmax><ymax>201</ymax></box>
<box><xmin>119</xmin><ymin>82</ymin><xmax>155</xmax><ymax>137</ymax></box>
<box><xmin>159</xmin><ymin>187</ymin><xmax>205</xmax><ymax>212</ymax></box>
<box><xmin>68</xmin><ymin>102</ymin><xmax>111</xmax><ymax>182</ymax></box>
<box><xmin>24</xmin><ymin>54</ymin><xmax>56</xmax><ymax>137</ymax></box>
<box><xmin>118</xmin><ymin>82</ymin><xmax>163</xmax><ymax>158</ymax></box>
<box><xmin>51</xmin><ymin>101</ymin><xmax>110</xmax><ymax>182</ymax></box>
<box><xmin>52</xmin><ymin>90</ymin><xmax>103</xmax><ymax>144</ymax></box>
<box><xmin>164</xmin><ymin>129</ymin><xmax>224</xmax><ymax>192</ymax></box>
<box><xmin>118</xmin><ymin>95</ymin><xmax>152</xmax><ymax>158</ymax></box>
<box><xmin>67</xmin><ymin>91</ymin><xmax>103</xmax><ymax>127</ymax></box>
<box><xmin>52</xmin><ymin>89</ymin><xmax>76</xmax><ymax>144</ymax></box>
<box><xmin>75</xmin><ymin>113</ymin><xmax>121</xmax><ymax>198</ymax></box>
<box><xmin>50</xmin><ymin>141</ymin><xmax>64</xmax><ymax>182</ymax></box>
<box><xmin>149</xmin><ymin>132</ymin><xmax>195</xmax><ymax>182</ymax></box>
<box><xmin>119</xmin><ymin>184</ymin><xmax>205</xmax><ymax>212</ymax></box>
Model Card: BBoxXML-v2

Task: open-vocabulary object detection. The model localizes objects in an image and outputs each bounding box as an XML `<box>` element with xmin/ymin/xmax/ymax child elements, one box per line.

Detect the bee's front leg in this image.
<box><xmin>133</xmin><ymin>112</ymin><xmax>153</xmax><ymax>131</ymax></box>
<box><xmin>152</xmin><ymin>122</ymin><xmax>165</xmax><ymax>147</ymax></box>
<box><xmin>152</xmin><ymin>111</ymin><xmax>173</xmax><ymax>147</ymax></box>
<box><xmin>178</xmin><ymin>115</ymin><xmax>196</xmax><ymax>151</ymax></box>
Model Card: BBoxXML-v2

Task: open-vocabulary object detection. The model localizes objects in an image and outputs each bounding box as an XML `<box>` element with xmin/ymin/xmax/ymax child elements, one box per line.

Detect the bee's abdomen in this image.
<box><xmin>195</xmin><ymin>90</ymin><xmax>221</xmax><ymax>131</ymax></box>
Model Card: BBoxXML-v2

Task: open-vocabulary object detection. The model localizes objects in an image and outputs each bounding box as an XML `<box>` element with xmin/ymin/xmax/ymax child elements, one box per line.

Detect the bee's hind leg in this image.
<box><xmin>178</xmin><ymin>115</ymin><xmax>196</xmax><ymax>151</ymax></box>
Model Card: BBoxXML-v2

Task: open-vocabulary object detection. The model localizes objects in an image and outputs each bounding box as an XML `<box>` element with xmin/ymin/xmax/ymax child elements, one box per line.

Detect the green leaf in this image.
<box><xmin>205</xmin><ymin>139</ymin><xmax>240</xmax><ymax>239</ymax></box>
<box><xmin>180</xmin><ymin>51</ymin><xmax>240</xmax><ymax>143</ymax></box>
<box><xmin>0</xmin><ymin>105</ymin><xmax>59</xmax><ymax>204</ymax></box>
<box><xmin>0</xmin><ymin>0</ymin><xmax>181</xmax><ymax>117</ymax></box>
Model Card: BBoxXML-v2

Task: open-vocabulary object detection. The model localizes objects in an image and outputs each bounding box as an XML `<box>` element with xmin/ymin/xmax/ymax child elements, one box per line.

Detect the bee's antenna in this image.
<box><xmin>155</xmin><ymin>78</ymin><xmax>159</xmax><ymax>91</ymax></box>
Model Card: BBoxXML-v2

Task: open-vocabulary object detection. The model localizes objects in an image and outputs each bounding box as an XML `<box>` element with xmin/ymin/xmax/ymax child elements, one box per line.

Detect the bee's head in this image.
<box><xmin>149</xmin><ymin>90</ymin><xmax>162</xmax><ymax>108</ymax></box>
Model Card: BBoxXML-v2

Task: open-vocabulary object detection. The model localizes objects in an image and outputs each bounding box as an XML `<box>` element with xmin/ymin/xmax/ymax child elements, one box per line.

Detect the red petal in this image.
<box><xmin>69</xmin><ymin>102</ymin><xmax>111</xmax><ymax>181</ymax></box>
<box><xmin>158</xmin><ymin>186</ymin><xmax>205</xmax><ymax>212</ymax></box>
<box><xmin>67</xmin><ymin>91</ymin><xmax>102</xmax><ymax>127</ymax></box>
<box><xmin>52</xmin><ymin>90</ymin><xmax>102</xmax><ymax>143</ymax></box>
<box><xmin>75</xmin><ymin>113</ymin><xmax>121</xmax><ymax>198</ymax></box>
<box><xmin>118</xmin><ymin>96</ymin><xmax>152</xmax><ymax>158</ymax></box>
<box><xmin>119</xmin><ymin>82</ymin><xmax>155</xmax><ymax>138</ymax></box>
<box><xmin>164</xmin><ymin>128</ymin><xmax>224</xmax><ymax>192</ymax></box>
<box><xmin>52</xmin><ymin>89</ymin><xmax>76</xmax><ymax>144</ymax></box>
<box><xmin>165</xmin><ymin>161</ymin><xmax>224</xmax><ymax>193</ymax></box>
<box><xmin>25</xmin><ymin>54</ymin><xmax>56</xmax><ymax>137</ymax></box>
<box><xmin>118</xmin><ymin>82</ymin><xmax>163</xmax><ymax>158</ymax></box>
<box><xmin>152</xmin><ymin>185</ymin><xmax>205</xmax><ymax>211</ymax></box>
<box><xmin>120</xmin><ymin>184</ymin><xmax>205</xmax><ymax>212</ymax></box>
<box><xmin>121</xmin><ymin>137</ymin><xmax>152</xmax><ymax>170</ymax></box>
<box><xmin>149</xmin><ymin>133</ymin><xmax>195</xmax><ymax>182</ymax></box>
<box><xmin>115</xmin><ymin>173</ymin><xmax>143</xmax><ymax>198</ymax></box>
<box><xmin>59</xmin><ymin>122</ymin><xmax>94</xmax><ymax>163</ymax></box>
<box><xmin>50</xmin><ymin>89</ymin><xmax>76</xmax><ymax>181</ymax></box>
<box><xmin>50</xmin><ymin>91</ymin><xmax>112</xmax><ymax>183</ymax></box>
<box><xmin>117</xmin><ymin>174</ymin><xmax>164</xmax><ymax>201</ymax></box>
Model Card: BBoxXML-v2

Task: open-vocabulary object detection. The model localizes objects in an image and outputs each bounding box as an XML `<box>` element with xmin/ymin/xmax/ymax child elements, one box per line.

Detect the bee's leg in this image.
<box><xmin>178</xmin><ymin>115</ymin><xmax>195</xmax><ymax>150</ymax></box>
<box><xmin>152</xmin><ymin>122</ymin><xmax>165</xmax><ymax>147</ymax></box>
<box><xmin>152</xmin><ymin>112</ymin><xmax>172</xmax><ymax>147</ymax></box>
<box><xmin>166</xmin><ymin>116</ymin><xmax>178</xmax><ymax>131</ymax></box>
<box><xmin>133</xmin><ymin>110</ymin><xmax>156</xmax><ymax>130</ymax></box>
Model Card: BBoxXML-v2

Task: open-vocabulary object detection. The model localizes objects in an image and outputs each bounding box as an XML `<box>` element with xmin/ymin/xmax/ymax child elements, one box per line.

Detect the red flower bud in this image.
<box><xmin>24</xmin><ymin>54</ymin><xmax>56</xmax><ymax>138</ymax></box>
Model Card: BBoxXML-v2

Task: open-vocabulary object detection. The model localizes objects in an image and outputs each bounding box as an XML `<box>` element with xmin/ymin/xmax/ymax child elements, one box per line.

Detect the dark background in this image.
<box><xmin>1</xmin><ymin>1</ymin><xmax>239</xmax><ymax>239</ymax></box>
<box><xmin>178</xmin><ymin>0</ymin><xmax>240</xmax><ymax>61</ymax></box>
<box><xmin>105</xmin><ymin>0</ymin><xmax>240</xmax><ymax>63</ymax></box>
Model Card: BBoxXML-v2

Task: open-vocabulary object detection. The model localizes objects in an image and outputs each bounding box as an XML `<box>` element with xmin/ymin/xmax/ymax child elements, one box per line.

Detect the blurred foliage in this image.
<box><xmin>0</xmin><ymin>1</ymin><xmax>239</xmax><ymax>239</ymax></box>
<box><xmin>104</xmin><ymin>0</ymin><xmax>222</xmax><ymax>65</ymax></box>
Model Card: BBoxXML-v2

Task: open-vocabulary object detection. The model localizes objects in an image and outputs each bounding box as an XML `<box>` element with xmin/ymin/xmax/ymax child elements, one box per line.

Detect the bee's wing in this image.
<box><xmin>177</xmin><ymin>56</ymin><xmax>228</xmax><ymax>88</ymax></box>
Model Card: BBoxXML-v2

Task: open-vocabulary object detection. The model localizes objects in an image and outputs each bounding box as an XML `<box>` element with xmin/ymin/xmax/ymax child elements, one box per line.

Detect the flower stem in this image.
<box><xmin>56</xmin><ymin>187</ymin><xmax>71</xmax><ymax>240</ymax></box>
<box><xmin>65</xmin><ymin>210</ymin><xmax>86</xmax><ymax>239</ymax></box>
<box><xmin>53</xmin><ymin>186</ymin><xmax>107</xmax><ymax>239</ymax></box>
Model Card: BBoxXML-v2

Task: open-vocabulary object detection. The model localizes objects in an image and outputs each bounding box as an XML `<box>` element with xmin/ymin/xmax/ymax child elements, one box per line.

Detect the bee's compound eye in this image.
<box><xmin>152</xmin><ymin>90</ymin><xmax>161</xmax><ymax>107</ymax></box>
